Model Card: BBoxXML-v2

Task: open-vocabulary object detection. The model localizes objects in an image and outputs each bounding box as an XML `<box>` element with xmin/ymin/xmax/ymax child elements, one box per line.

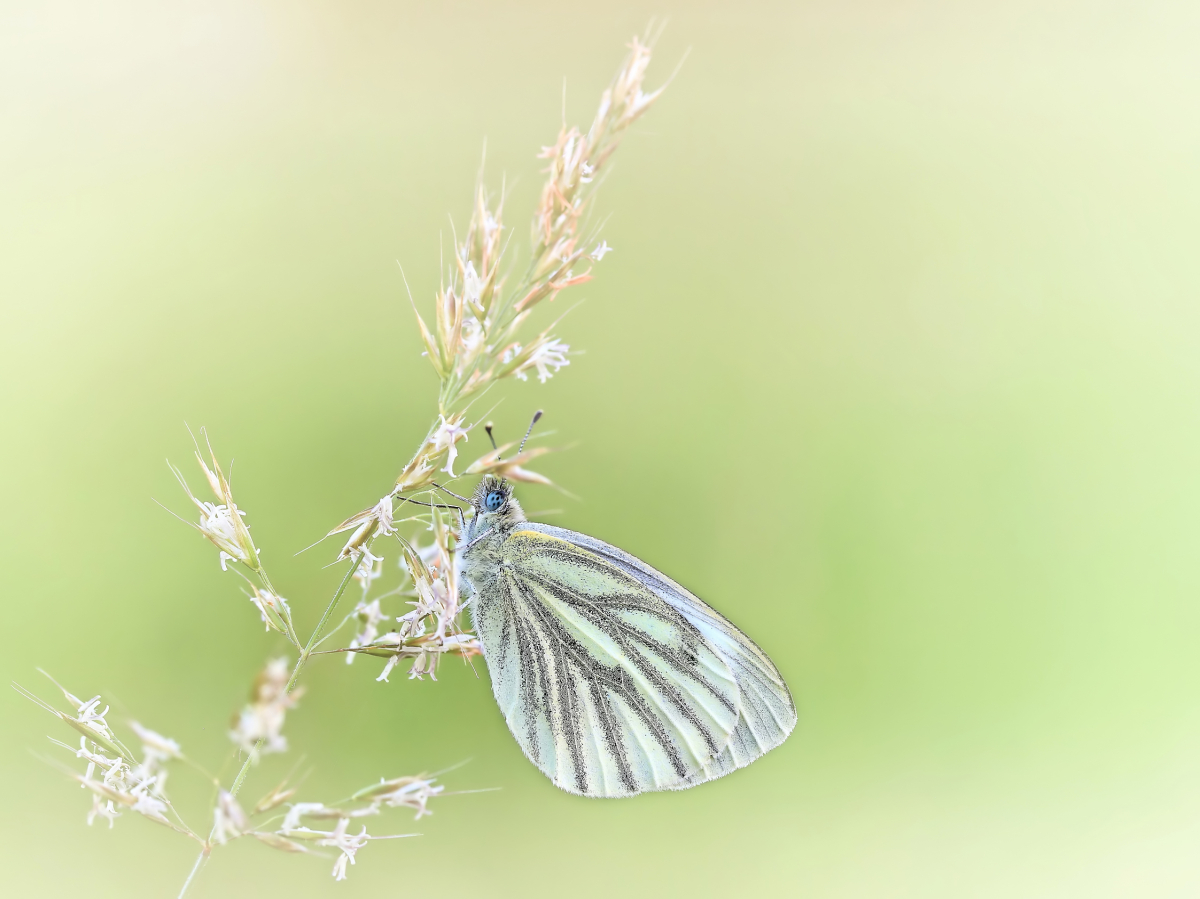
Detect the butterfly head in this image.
<box><xmin>463</xmin><ymin>475</ymin><xmax>526</xmax><ymax>545</ymax></box>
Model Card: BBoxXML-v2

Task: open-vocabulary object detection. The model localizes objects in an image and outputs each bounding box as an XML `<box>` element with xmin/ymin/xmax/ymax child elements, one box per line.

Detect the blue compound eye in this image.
<box><xmin>484</xmin><ymin>490</ymin><xmax>505</xmax><ymax>512</ymax></box>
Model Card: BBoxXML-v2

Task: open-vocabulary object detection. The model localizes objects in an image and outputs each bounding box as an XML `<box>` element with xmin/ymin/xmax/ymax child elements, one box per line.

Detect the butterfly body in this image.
<box><xmin>457</xmin><ymin>476</ymin><xmax>796</xmax><ymax>798</ymax></box>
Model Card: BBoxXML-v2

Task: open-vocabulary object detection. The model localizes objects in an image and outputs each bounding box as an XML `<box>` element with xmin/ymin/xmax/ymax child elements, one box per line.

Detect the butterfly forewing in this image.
<box><xmin>473</xmin><ymin>529</ymin><xmax>741</xmax><ymax>797</ymax></box>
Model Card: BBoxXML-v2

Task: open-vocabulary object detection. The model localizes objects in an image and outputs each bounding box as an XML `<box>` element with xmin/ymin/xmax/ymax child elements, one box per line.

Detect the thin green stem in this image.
<box><xmin>176</xmin><ymin>846</ymin><xmax>208</xmax><ymax>899</ymax></box>
<box><xmin>176</xmin><ymin>553</ymin><xmax>362</xmax><ymax>899</ymax></box>
<box><xmin>290</xmin><ymin>552</ymin><xmax>362</xmax><ymax>689</ymax></box>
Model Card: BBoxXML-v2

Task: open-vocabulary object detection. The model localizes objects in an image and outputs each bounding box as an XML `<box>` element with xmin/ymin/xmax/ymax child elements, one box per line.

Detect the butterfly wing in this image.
<box><xmin>523</xmin><ymin>523</ymin><xmax>797</xmax><ymax>780</ymax></box>
<box><xmin>472</xmin><ymin>528</ymin><xmax>741</xmax><ymax>797</ymax></box>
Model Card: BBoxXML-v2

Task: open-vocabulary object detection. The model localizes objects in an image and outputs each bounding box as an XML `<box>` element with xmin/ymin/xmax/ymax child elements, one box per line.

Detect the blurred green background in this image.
<box><xmin>4</xmin><ymin>1</ymin><xmax>1200</xmax><ymax>896</ymax></box>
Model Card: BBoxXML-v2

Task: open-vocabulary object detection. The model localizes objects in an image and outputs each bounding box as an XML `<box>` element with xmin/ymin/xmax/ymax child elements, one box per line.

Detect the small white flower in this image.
<box><xmin>73</xmin><ymin>737</ymin><xmax>135</xmax><ymax>793</ymax></box>
<box><xmin>75</xmin><ymin>736</ymin><xmax>113</xmax><ymax>783</ymax></box>
<box><xmin>198</xmin><ymin>503</ymin><xmax>252</xmax><ymax>570</ymax></box>
<box><xmin>395</xmin><ymin>606</ymin><xmax>429</xmax><ymax>642</ymax></box>
<box><xmin>103</xmin><ymin>758</ymin><xmax>134</xmax><ymax>793</ymax></box>
<box><xmin>371</xmin><ymin>495</ymin><xmax>396</xmax><ymax>537</ymax></box>
<box><xmin>431</xmin><ymin>415</ymin><xmax>470</xmax><ymax>477</ymax></box>
<box><xmin>128</xmin><ymin>721</ymin><xmax>181</xmax><ymax>766</ymax></box>
<box><xmin>126</xmin><ymin>721</ymin><xmax>181</xmax><ymax>794</ymax></box>
<box><xmin>590</xmin><ymin>240</ymin><xmax>613</xmax><ymax>260</ymax></box>
<box><xmin>213</xmin><ymin>790</ymin><xmax>250</xmax><ymax>844</ymax></box>
<box><xmin>228</xmin><ymin>657</ymin><xmax>301</xmax><ymax>760</ymax></box>
<box><xmin>533</xmin><ymin>339</ymin><xmax>570</xmax><ymax>383</ymax></box>
<box><xmin>371</xmin><ymin>776</ymin><xmax>444</xmax><ymax>820</ymax></box>
<box><xmin>129</xmin><ymin>777</ymin><xmax>169</xmax><ymax>823</ymax></box>
<box><xmin>353</xmin><ymin>548</ymin><xmax>384</xmax><ymax>593</ymax></box>
<box><xmin>318</xmin><ymin>818</ymin><xmax>369</xmax><ymax>881</ymax></box>
<box><xmin>580</xmin><ymin>161</ymin><xmax>595</xmax><ymax>183</ymax></box>
<box><xmin>87</xmin><ymin>793</ymin><xmax>120</xmax><ymax>828</ymax></box>
<box><xmin>513</xmin><ymin>338</ymin><xmax>570</xmax><ymax>384</ymax></box>
<box><xmin>407</xmin><ymin>649</ymin><xmax>437</xmax><ymax>681</ymax></box>
<box><xmin>247</xmin><ymin>587</ymin><xmax>291</xmax><ymax>633</ymax></box>
<box><xmin>75</xmin><ymin>695</ymin><xmax>115</xmax><ymax>742</ymax></box>
<box><xmin>375</xmin><ymin>654</ymin><xmax>402</xmax><ymax>683</ymax></box>
<box><xmin>327</xmin><ymin>493</ymin><xmax>397</xmax><ymax>561</ymax></box>
<box><xmin>347</xmin><ymin>598</ymin><xmax>388</xmax><ymax>665</ymax></box>
<box><xmin>281</xmin><ymin>802</ymin><xmax>332</xmax><ymax>832</ymax></box>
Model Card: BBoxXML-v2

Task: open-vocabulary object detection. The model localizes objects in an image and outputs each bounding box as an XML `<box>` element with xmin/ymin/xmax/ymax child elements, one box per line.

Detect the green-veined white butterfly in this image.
<box><xmin>456</xmin><ymin>473</ymin><xmax>796</xmax><ymax>798</ymax></box>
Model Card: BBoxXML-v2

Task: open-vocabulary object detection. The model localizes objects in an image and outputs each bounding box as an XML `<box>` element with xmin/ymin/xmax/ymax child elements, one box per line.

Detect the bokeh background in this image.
<box><xmin>4</xmin><ymin>1</ymin><xmax>1200</xmax><ymax>896</ymax></box>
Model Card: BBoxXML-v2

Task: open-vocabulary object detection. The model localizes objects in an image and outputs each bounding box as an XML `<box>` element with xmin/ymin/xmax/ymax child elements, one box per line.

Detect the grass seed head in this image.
<box><xmin>169</xmin><ymin>432</ymin><xmax>261</xmax><ymax>572</ymax></box>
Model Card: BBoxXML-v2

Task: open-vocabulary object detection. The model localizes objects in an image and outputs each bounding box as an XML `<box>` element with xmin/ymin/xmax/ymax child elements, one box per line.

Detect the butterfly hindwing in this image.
<box><xmin>472</xmin><ymin>529</ymin><xmax>741</xmax><ymax>797</ymax></box>
<box><xmin>522</xmin><ymin>524</ymin><xmax>798</xmax><ymax>780</ymax></box>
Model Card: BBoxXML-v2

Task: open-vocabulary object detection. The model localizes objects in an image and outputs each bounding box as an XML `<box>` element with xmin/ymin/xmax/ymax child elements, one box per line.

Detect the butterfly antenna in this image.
<box><xmin>518</xmin><ymin>410</ymin><xmax>543</xmax><ymax>456</ymax></box>
<box><xmin>485</xmin><ymin>421</ymin><xmax>498</xmax><ymax>452</ymax></box>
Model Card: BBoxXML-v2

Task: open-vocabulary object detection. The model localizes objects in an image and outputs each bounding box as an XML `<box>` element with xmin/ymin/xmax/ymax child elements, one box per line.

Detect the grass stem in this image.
<box><xmin>176</xmin><ymin>553</ymin><xmax>363</xmax><ymax>898</ymax></box>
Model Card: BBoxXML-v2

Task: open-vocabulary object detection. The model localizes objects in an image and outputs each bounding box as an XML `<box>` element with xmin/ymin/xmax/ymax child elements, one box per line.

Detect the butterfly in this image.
<box><xmin>455</xmin><ymin>473</ymin><xmax>796</xmax><ymax>798</ymax></box>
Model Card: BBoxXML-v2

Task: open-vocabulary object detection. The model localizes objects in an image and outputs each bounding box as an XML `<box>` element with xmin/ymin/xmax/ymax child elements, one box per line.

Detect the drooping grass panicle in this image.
<box><xmin>404</xmin><ymin>33</ymin><xmax>667</xmax><ymax>426</ymax></box>
<box><xmin>19</xmin><ymin>32</ymin><xmax>669</xmax><ymax>893</ymax></box>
